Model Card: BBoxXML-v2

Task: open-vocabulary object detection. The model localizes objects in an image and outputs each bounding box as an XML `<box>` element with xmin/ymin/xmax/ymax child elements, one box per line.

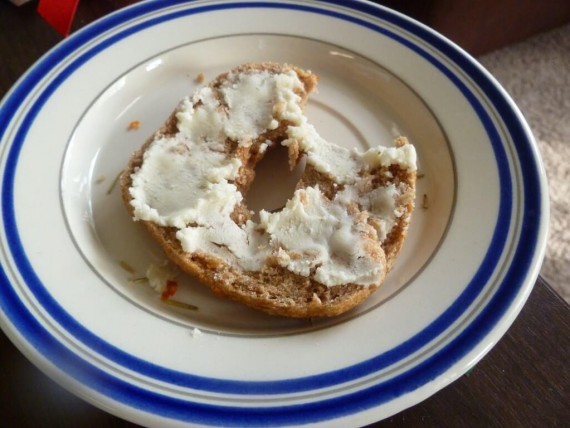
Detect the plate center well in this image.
<box><xmin>61</xmin><ymin>35</ymin><xmax>454</xmax><ymax>336</ymax></box>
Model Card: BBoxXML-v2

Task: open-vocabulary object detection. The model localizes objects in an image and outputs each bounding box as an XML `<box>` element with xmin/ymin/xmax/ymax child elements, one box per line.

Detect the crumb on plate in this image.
<box><xmin>128</xmin><ymin>120</ymin><xmax>141</xmax><ymax>131</ymax></box>
<box><xmin>195</xmin><ymin>72</ymin><xmax>205</xmax><ymax>84</ymax></box>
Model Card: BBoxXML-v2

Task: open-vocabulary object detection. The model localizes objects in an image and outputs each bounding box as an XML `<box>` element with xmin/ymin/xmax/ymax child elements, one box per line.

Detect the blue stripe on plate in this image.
<box><xmin>0</xmin><ymin>0</ymin><xmax>543</xmax><ymax>424</ymax></box>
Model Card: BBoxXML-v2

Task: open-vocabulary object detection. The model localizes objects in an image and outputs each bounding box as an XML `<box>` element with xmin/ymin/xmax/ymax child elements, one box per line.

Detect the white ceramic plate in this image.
<box><xmin>0</xmin><ymin>1</ymin><xmax>548</xmax><ymax>426</ymax></box>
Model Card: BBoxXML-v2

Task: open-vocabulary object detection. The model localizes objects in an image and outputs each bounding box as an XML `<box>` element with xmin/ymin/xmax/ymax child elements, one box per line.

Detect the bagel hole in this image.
<box><xmin>245</xmin><ymin>143</ymin><xmax>306</xmax><ymax>221</ymax></box>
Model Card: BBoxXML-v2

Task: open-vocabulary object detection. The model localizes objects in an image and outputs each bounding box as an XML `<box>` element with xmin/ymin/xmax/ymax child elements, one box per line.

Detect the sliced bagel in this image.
<box><xmin>121</xmin><ymin>62</ymin><xmax>416</xmax><ymax>318</ymax></box>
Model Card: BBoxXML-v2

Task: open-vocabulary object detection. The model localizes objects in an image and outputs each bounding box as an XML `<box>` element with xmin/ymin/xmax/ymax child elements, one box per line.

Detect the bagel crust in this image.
<box><xmin>121</xmin><ymin>62</ymin><xmax>416</xmax><ymax>318</ymax></box>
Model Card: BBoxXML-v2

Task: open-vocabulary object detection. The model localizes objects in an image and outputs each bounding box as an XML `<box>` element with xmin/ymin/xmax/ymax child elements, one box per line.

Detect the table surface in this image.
<box><xmin>1</xmin><ymin>1</ymin><xmax>569</xmax><ymax>427</ymax></box>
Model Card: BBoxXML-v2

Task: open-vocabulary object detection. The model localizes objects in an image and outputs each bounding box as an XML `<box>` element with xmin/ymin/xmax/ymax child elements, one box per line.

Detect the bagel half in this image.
<box><xmin>121</xmin><ymin>62</ymin><xmax>416</xmax><ymax>318</ymax></box>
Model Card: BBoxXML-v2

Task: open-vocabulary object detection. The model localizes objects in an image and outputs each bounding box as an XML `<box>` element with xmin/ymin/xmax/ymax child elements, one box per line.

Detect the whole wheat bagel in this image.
<box><xmin>121</xmin><ymin>63</ymin><xmax>416</xmax><ymax>317</ymax></box>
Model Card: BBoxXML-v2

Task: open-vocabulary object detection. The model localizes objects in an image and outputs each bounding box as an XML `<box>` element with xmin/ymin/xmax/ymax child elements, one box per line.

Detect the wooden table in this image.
<box><xmin>1</xmin><ymin>1</ymin><xmax>569</xmax><ymax>427</ymax></box>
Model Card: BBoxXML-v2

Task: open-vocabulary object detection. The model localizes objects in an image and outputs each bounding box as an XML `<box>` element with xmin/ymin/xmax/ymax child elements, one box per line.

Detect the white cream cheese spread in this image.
<box><xmin>259</xmin><ymin>186</ymin><xmax>384</xmax><ymax>286</ymax></box>
<box><xmin>145</xmin><ymin>260</ymin><xmax>177</xmax><ymax>294</ymax></box>
<box><xmin>129</xmin><ymin>68</ymin><xmax>416</xmax><ymax>287</ymax></box>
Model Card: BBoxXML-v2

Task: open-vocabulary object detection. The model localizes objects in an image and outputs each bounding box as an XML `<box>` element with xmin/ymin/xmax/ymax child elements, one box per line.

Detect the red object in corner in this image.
<box><xmin>37</xmin><ymin>0</ymin><xmax>80</xmax><ymax>37</ymax></box>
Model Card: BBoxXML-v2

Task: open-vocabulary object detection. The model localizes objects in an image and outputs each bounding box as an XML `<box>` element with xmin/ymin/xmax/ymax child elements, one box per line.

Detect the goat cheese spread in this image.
<box><xmin>129</xmin><ymin>69</ymin><xmax>416</xmax><ymax>287</ymax></box>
